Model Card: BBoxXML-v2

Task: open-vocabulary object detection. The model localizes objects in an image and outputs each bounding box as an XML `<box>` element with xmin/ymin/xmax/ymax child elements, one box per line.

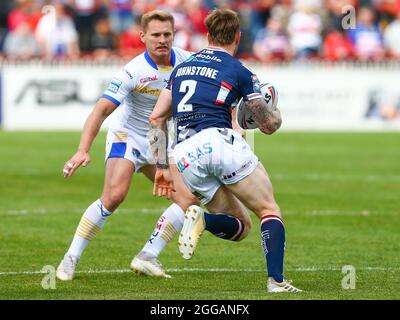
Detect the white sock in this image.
<box><xmin>66</xmin><ymin>199</ymin><xmax>112</xmax><ymax>259</ymax></box>
<box><xmin>141</xmin><ymin>203</ymin><xmax>184</xmax><ymax>258</ymax></box>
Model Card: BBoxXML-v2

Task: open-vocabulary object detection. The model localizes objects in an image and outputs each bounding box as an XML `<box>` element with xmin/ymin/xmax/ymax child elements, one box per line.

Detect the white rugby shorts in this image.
<box><xmin>173</xmin><ymin>127</ymin><xmax>259</xmax><ymax>205</ymax></box>
<box><xmin>105</xmin><ymin>127</ymin><xmax>174</xmax><ymax>173</ymax></box>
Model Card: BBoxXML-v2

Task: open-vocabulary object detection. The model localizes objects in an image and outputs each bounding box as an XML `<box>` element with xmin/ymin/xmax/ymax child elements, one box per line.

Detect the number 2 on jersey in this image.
<box><xmin>177</xmin><ymin>80</ymin><xmax>232</xmax><ymax>112</ymax></box>
<box><xmin>177</xmin><ymin>80</ymin><xmax>196</xmax><ymax>112</ymax></box>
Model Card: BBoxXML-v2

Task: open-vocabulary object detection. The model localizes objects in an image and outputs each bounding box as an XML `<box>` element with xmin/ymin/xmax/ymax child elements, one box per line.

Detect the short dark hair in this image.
<box><xmin>205</xmin><ymin>9</ymin><xmax>240</xmax><ymax>46</ymax></box>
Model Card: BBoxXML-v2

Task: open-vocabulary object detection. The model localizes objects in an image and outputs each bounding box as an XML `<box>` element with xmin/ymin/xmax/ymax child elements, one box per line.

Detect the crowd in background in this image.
<box><xmin>1</xmin><ymin>0</ymin><xmax>400</xmax><ymax>63</ymax></box>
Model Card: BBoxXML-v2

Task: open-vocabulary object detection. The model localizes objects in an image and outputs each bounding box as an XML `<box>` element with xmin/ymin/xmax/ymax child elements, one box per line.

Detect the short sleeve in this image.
<box><xmin>237</xmin><ymin>64</ymin><xmax>263</xmax><ymax>101</ymax></box>
<box><xmin>166</xmin><ymin>68</ymin><xmax>177</xmax><ymax>91</ymax></box>
<box><xmin>102</xmin><ymin>68</ymin><xmax>134</xmax><ymax>106</ymax></box>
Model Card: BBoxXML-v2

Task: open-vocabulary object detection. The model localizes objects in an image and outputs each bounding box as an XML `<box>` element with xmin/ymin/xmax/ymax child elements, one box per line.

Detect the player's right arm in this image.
<box><xmin>63</xmin><ymin>66</ymin><xmax>134</xmax><ymax>178</ymax></box>
<box><xmin>245</xmin><ymin>98</ymin><xmax>282</xmax><ymax>135</ymax></box>
<box><xmin>63</xmin><ymin>98</ymin><xmax>118</xmax><ymax>178</ymax></box>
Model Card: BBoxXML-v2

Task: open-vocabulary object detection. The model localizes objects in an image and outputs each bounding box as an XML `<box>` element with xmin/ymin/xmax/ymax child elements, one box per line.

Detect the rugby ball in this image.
<box><xmin>236</xmin><ymin>83</ymin><xmax>278</xmax><ymax>129</ymax></box>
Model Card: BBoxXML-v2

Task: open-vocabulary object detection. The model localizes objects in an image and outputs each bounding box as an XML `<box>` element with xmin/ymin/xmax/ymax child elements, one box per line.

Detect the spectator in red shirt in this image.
<box><xmin>184</xmin><ymin>0</ymin><xmax>208</xmax><ymax>51</ymax></box>
<box><xmin>3</xmin><ymin>20</ymin><xmax>39</xmax><ymax>60</ymax></box>
<box><xmin>323</xmin><ymin>27</ymin><xmax>354</xmax><ymax>61</ymax></box>
<box><xmin>119</xmin><ymin>18</ymin><xmax>145</xmax><ymax>60</ymax></box>
<box><xmin>7</xmin><ymin>0</ymin><xmax>41</xmax><ymax>32</ymax></box>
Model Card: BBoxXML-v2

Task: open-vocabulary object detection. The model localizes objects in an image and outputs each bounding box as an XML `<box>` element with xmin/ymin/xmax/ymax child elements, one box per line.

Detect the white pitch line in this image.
<box><xmin>0</xmin><ymin>208</ymin><xmax>398</xmax><ymax>217</ymax></box>
<box><xmin>0</xmin><ymin>207</ymin><xmax>166</xmax><ymax>216</ymax></box>
<box><xmin>272</xmin><ymin>173</ymin><xmax>400</xmax><ymax>182</ymax></box>
<box><xmin>0</xmin><ymin>266</ymin><xmax>398</xmax><ymax>276</ymax></box>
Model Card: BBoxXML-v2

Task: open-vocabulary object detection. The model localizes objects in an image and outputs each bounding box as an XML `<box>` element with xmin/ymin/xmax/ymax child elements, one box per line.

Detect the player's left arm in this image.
<box><xmin>245</xmin><ymin>98</ymin><xmax>282</xmax><ymax>135</ymax></box>
<box><xmin>230</xmin><ymin>107</ymin><xmax>245</xmax><ymax>138</ymax></box>
<box><xmin>149</xmin><ymin>88</ymin><xmax>173</xmax><ymax>167</ymax></box>
<box><xmin>149</xmin><ymin>88</ymin><xmax>175</xmax><ymax>198</ymax></box>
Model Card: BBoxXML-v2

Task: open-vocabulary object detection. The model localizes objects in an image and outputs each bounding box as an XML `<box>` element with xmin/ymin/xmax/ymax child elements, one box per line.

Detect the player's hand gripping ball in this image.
<box><xmin>236</xmin><ymin>83</ymin><xmax>278</xmax><ymax>129</ymax></box>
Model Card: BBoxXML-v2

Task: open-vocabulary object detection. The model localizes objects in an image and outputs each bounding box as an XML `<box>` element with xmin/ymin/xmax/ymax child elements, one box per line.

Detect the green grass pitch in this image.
<box><xmin>0</xmin><ymin>131</ymin><xmax>399</xmax><ymax>300</ymax></box>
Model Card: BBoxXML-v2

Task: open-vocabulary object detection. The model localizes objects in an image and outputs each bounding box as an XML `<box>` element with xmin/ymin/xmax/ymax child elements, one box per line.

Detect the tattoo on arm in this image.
<box><xmin>149</xmin><ymin>123</ymin><xmax>169</xmax><ymax>169</ymax></box>
<box><xmin>244</xmin><ymin>98</ymin><xmax>282</xmax><ymax>134</ymax></box>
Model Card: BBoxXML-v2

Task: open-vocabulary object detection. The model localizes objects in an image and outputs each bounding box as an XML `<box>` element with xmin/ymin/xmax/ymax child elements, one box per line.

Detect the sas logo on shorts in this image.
<box><xmin>177</xmin><ymin>157</ymin><xmax>190</xmax><ymax>172</ymax></box>
<box><xmin>107</xmin><ymin>79</ymin><xmax>122</xmax><ymax>94</ymax></box>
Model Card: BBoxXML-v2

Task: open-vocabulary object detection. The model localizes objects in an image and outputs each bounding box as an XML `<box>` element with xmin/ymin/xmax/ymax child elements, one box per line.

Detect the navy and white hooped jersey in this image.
<box><xmin>166</xmin><ymin>47</ymin><xmax>262</xmax><ymax>144</ymax></box>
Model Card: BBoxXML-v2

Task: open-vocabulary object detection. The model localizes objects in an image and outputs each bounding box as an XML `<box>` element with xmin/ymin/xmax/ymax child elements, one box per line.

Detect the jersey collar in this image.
<box><xmin>144</xmin><ymin>48</ymin><xmax>176</xmax><ymax>71</ymax></box>
<box><xmin>205</xmin><ymin>46</ymin><xmax>230</xmax><ymax>54</ymax></box>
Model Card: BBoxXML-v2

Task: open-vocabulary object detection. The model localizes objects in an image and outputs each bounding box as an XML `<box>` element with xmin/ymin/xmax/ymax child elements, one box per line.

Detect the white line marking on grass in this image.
<box><xmin>0</xmin><ymin>266</ymin><xmax>398</xmax><ymax>276</ymax></box>
<box><xmin>272</xmin><ymin>173</ymin><xmax>400</xmax><ymax>182</ymax></box>
<box><xmin>1</xmin><ymin>208</ymin><xmax>398</xmax><ymax>217</ymax></box>
<box><xmin>0</xmin><ymin>207</ymin><xmax>165</xmax><ymax>216</ymax></box>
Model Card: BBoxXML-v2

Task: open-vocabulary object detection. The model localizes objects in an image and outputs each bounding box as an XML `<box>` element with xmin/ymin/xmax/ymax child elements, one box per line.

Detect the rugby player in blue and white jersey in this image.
<box><xmin>57</xmin><ymin>10</ymin><xmax>252</xmax><ymax>281</ymax></box>
<box><xmin>150</xmin><ymin>9</ymin><xmax>302</xmax><ymax>293</ymax></box>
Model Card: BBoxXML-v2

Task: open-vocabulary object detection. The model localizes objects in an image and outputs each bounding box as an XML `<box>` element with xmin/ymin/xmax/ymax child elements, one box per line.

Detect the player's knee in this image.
<box><xmin>102</xmin><ymin>189</ymin><xmax>127</xmax><ymax>211</ymax></box>
<box><xmin>235</xmin><ymin>215</ymin><xmax>252</xmax><ymax>241</ymax></box>
<box><xmin>172</xmin><ymin>193</ymin><xmax>200</xmax><ymax>210</ymax></box>
<box><xmin>236</xmin><ymin>226</ymin><xmax>251</xmax><ymax>241</ymax></box>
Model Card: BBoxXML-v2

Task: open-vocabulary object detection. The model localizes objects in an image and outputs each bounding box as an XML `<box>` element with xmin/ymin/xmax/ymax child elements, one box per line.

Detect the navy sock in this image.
<box><xmin>204</xmin><ymin>212</ymin><xmax>244</xmax><ymax>241</ymax></box>
<box><xmin>260</xmin><ymin>215</ymin><xmax>285</xmax><ymax>283</ymax></box>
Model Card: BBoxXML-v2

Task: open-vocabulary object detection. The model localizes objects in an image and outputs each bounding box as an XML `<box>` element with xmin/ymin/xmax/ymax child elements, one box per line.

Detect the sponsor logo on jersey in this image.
<box><xmin>185</xmin><ymin>55</ymin><xmax>211</xmax><ymax>64</ymax></box>
<box><xmin>139</xmin><ymin>75</ymin><xmax>158</xmax><ymax>83</ymax></box>
<box><xmin>251</xmin><ymin>75</ymin><xmax>261</xmax><ymax>93</ymax></box>
<box><xmin>107</xmin><ymin>79</ymin><xmax>122</xmax><ymax>94</ymax></box>
<box><xmin>177</xmin><ymin>157</ymin><xmax>190</xmax><ymax>172</ymax></box>
<box><xmin>195</xmin><ymin>53</ymin><xmax>222</xmax><ymax>62</ymax></box>
<box><xmin>124</xmin><ymin>69</ymin><xmax>133</xmax><ymax>79</ymax></box>
<box><xmin>134</xmin><ymin>85</ymin><xmax>162</xmax><ymax>96</ymax></box>
<box><xmin>203</xmin><ymin>49</ymin><xmax>214</xmax><ymax>54</ymax></box>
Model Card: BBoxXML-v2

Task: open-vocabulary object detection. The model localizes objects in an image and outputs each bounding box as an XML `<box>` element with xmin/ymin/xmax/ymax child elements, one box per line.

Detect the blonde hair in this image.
<box><xmin>141</xmin><ymin>10</ymin><xmax>175</xmax><ymax>32</ymax></box>
<box><xmin>205</xmin><ymin>8</ymin><xmax>240</xmax><ymax>46</ymax></box>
